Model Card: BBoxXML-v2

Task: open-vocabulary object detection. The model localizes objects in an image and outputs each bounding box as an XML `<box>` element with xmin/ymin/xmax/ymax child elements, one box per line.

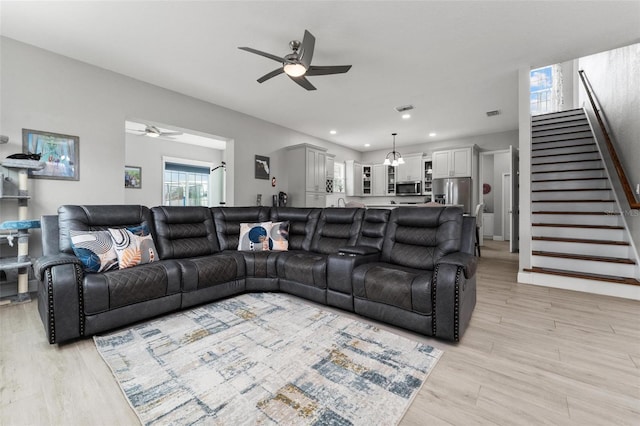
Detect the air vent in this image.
<box><xmin>394</xmin><ymin>104</ymin><xmax>414</xmax><ymax>113</ymax></box>
<box><xmin>486</xmin><ymin>110</ymin><xmax>501</xmax><ymax>117</ymax></box>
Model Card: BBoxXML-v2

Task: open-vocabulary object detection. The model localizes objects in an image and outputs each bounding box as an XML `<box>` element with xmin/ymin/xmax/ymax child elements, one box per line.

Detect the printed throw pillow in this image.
<box><xmin>238</xmin><ymin>222</ymin><xmax>273</xmax><ymax>251</ymax></box>
<box><xmin>269</xmin><ymin>221</ymin><xmax>289</xmax><ymax>251</ymax></box>
<box><xmin>69</xmin><ymin>230</ymin><xmax>119</xmax><ymax>273</ymax></box>
<box><xmin>108</xmin><ymin>228</ymin><xmax>158</xmax><ymax>269</ymax></box>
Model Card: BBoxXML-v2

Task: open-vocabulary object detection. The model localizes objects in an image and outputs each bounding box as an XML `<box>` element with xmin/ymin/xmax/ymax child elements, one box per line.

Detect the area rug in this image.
<box><xmin>94</xmin><ymin>293</ymin><xmax>442</xmax><ymax>425</ymax></box>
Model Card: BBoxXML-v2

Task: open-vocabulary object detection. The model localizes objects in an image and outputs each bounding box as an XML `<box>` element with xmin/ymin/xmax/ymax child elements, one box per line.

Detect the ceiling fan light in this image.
<box><xmin>146</xmin><ymin>132</ymin><xmax>160</xmax><ymax>138</ymax></box>
<box><xmin>283</xmin><ymin>63</ymin><xmax>307</xmax><ymax>77</ymax></box>
<box><xmin>383</xmin><ymin>158</ymin><xmax>391</xmax><ymax>166</ymax></box>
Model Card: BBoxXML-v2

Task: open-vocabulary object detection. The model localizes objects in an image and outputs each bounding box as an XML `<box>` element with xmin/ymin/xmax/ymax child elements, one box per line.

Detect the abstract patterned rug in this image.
<box><xmin>94</xmin><ymin>293</ymin><xmax>442</xmax><ymax>425</ymax></box>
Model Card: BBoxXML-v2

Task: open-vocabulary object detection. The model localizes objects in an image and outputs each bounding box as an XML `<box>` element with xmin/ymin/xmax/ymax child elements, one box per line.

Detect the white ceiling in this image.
<box><xmin>2</xmin><ymin>1</ymin><xmax>639</xmax><ymax>152</ymax></box>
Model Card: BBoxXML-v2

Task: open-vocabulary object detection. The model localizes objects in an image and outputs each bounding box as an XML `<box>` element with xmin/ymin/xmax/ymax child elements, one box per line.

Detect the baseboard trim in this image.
<box><xmin>517</xmin><ymin>271</ymin><xmax>640</xmax><ymax>300</ymax></box>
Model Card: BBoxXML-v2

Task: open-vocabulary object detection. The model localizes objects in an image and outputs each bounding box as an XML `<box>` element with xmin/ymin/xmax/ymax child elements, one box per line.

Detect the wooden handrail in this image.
<box><xmin>578</xmin><ymin>69</ymin><xmax>640</xmax><ymax>209</ymax></box>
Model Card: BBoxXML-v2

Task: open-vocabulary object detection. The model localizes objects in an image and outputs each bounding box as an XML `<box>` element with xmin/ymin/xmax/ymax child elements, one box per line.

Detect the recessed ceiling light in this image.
<box><xmin>429</xmin><ymin>132</ymin><xmax>437</xmax><ymax>137</ymax></box>
<box><xmin>364</xmin><ymin>143</ymin><xmax>370</xmax><ymax>147</ymax></box>
<box><xmin>402</xmin><ymin>114</ymin><xmax>411</xmax><ymax>119</ymax></box>
<box><xmin>329</xmin><ymin>130</ymin><xmax>337</xmax><ymax>135</ymax></box>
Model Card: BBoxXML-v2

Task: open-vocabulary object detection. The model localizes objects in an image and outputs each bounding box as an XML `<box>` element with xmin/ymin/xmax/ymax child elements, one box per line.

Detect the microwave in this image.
<box><xmin>396</xmin><ymin>181</ymin><xmax>421</xmax><ymax>196</ymax></box>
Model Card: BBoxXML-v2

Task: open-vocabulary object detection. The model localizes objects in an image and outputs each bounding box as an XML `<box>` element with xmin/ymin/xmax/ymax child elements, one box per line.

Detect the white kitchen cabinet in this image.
<box><xmin>386</xmin><ymin>165</ymin><xmax>396</xmax><ymax>195</ymax></box>
<box><xmin>287</xmin><ymin>144</ymin><xmax>329</xmax><ymax>207</ymax></box>
<box><xmin>345</xmin><ymin>160</ymin><xmax>363</xmax><ymax>196</ymax></box>
<box><xmin>396</xmin><ymin>154</ymin><xmax>423</xmax><ymax>182</ymax></box>
<box><xmin>305</xmin><ymin>192</ymin><xmax>327</xmax><ymax>208</ymax></box>
<box><xmin>372</xmin><ymin>164</ymin><xmax>386</xmax><ymax>196</ymax></box>
<box><xmin>432</xmin><ymin>147</ymin><xmax>474</xmax><ymax>178</ymax></box>
<box><xmin>325</xmin><ymin>154</ymin><xmax>335</xmax><ymax>179</ymax></box>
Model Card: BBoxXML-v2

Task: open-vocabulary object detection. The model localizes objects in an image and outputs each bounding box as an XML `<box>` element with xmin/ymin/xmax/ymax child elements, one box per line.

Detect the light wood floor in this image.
<box><xmin>1</xmin><ymin>241</ymin><xmax>638</xmax><ymax>425</ymax></box>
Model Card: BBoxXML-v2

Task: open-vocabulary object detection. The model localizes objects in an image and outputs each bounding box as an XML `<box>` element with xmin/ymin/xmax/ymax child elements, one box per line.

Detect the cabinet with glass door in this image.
<box><xmin>386</xmin><ymin>165</ymin><xmax>396</xmax><ymax>195</ymax></box>
<box><xmin>362</xmin><ymin>165</ymin><xmax>372</xmax><ymax>195</ymax></box>
<box><xmin>423</xmin><ymin>158</ymin><xmax>433</xmax><ymax>201</ymax></box>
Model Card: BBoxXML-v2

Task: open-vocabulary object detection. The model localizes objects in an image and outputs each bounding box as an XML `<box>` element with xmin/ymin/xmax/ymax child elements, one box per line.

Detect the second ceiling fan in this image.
<box><xmin>239</xmin><ymin>30</ymin><xmax>352</xmax><ymax>91</ymax></box>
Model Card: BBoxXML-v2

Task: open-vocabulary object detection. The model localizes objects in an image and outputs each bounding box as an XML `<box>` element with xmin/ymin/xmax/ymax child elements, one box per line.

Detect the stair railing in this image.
<box><xmin>578</xmin><ymin>69</ymin><xmax>640</xmax><ymax>209</ymax></box>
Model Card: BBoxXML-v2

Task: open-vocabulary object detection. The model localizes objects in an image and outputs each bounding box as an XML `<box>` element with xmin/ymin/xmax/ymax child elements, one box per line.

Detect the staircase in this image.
<box><xmin>525</xmin><ymin>109</ymin><xmax>640</xmax><ymax>286</ymax></box>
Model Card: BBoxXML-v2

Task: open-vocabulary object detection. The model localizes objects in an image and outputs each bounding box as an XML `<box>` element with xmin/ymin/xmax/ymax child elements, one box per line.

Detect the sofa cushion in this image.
<box><xmin>83</xmin><ymin>261</ymin><xmax>181</xmax><ymax>315</ymax></box>
<box><xmin>238</xmin><ymin>222</ymin><xmax>272</xmax><ymax>251</ymax></box>
<box><xmin>108</xmin><ymin>228</ymin><xmax>159</xmax><ymax>269</ymax></box>
<box><xmin>310</xmin><ymin>208</ymin><xmax>363</xmax><ymax>254</ymax></box>
<box><xmin>381</xmin><ymin>206</ymin><xmax>463</xmax><ymax>270</ymax></box>
<box><xmin>356</xmin><ymin>208</ymin><xmax>391</xmax><ymax>251</ymax></box>
<box><xmin>270</xmin><ymin>221</ymin><xmax>289</xmax><ymax>251</ymax></box>
<box><xmin>352</xmin><ymin>262</ymin><xmax>433</xmax><ymax>315</ymax></box>
<box><xmin>151</xmin><ymin>206</ymin><xmax>219</xmax><ymax>259</ymax></box>
<box><xmin>212</xmin><ymin>207</ymin><xmax>270</xmax><ymax>251</ymax></box>
<box><xmin>270</xmin><ymin>207</ymin><xmax>320</xmax><ymax>251</ymax></box>
<box><xmin>277</xmin><ymin>250</ymin><xmax>328</xmax><ymax>289</ymax></box>
<box><xmin>178</xmin><ymin>252</ymin><xmax>246</xmax><ymax>292</ymax></box>
<box><xmin>69</xmin><ymin>230</ymin><xmax>118</xmax><ymax>273</ymax></box>
<box><xmin>58</xmin><ymin>205</ymin><xmax>153</xmax><ymax>254</ymax></box>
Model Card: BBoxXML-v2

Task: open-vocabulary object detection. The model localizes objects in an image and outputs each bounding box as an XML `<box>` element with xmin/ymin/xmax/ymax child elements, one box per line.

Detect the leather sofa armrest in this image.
<box><xmin>327</xmin><ymin>252</ymin><xmax>380</xmax><ymax>295</ymax></box>
<box><xmin>438</xmin><ymin>252</ymin><xmax>478</xmax><ymax>279</ymax></box>
<box><xmin>33</xmin><ymin>254</ymin><xmax>83</xmax><ymax>281</ymax></box>
<box><xmin>338</xmin><ymin>246</ymin><xmax>380</xmax><ymax>256</ymax></box>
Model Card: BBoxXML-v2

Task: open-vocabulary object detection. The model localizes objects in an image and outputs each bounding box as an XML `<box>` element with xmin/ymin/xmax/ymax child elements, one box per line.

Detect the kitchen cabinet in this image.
<box><xmin>362</xmin><ymin>165</ymin><xmax>372</xmax><ymax>195</ymax></box>
<box><xmin>432</xmin><ymin>147</ymin><xmax>473</xmax><ymax>178</ymax></box>
<box><xmin>345</xmin><ymin>160</ymin><xmax>363</xmax><ymax>196</ymax></box>
<box><xmin>372</xmin><ymin>164</ymin><xmax>386</xmax><ymax>196</ymax></box>
<box><xmin>386</xmin><ymin>165</ymin><xmax>396</xmax><ymax>195</ymax></box>
<box><xmin>287</xmin><ymin>144</ymin><xmax>328</xmax><ymax>207</ymax></box>
<box><xmin>325</xmin><ymin>154</ymin><xmax>335</xmax><ymax>193</ymax></box>
<box><xmin>423</xmin><ymin>157</ymin><xmax>433</xmax><ymax>198</ymax></box>
<box><xmin>305</xmin><ymin>192</ymin><xmax>327</xmax><ymax>208</ymax></box>
<box><xmin>396</xmin><ymin>154</ymin><xmax>423</xmax><ymax>182</ymax></box>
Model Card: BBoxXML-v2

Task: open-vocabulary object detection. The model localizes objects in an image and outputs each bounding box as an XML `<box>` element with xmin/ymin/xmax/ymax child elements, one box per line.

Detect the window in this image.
<box><xmin>163</xmin><ymin>160</ymin><xmax>211</xmax><ymax>207</ymax></box>
<box><xmin>334</xmin><ymin>162</ymin><xmax>345</xmax><ymax>193</ymax></box>
<box><xmin>530</xmin><ymin>65</ymin><xmax>563</xmax><ymax>115</ymax></box>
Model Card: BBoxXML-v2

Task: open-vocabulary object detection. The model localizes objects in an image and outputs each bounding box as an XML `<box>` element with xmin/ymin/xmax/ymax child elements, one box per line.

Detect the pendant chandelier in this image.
<box><xmin>383</xmin><ymin>133</ymin><xmax>405</xmax><ymax>166</ymax></box>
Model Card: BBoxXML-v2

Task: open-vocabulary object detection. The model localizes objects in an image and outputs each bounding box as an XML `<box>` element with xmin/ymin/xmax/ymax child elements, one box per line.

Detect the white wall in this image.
<box><xmin>0</xmin><ymin>37</ymin><xmax>363</xmax><ymax>243</ymax></box>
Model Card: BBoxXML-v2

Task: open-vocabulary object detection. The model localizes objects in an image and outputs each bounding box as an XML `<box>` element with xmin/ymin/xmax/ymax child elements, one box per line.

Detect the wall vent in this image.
<box><xmin>486</xmin><ymin>110</ymin><xmax>501</xmax><ymax>117</ymax></box>
<box><xmin>394</xmin><ymin>104</ymin><xmax>414</xmax><ymax>113</ymax></box>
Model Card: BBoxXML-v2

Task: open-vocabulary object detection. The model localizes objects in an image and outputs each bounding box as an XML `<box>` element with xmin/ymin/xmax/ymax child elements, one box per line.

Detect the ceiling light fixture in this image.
<box><xmin>429</xmin><ymin>132</ymin><xmax>437</xmax><ymax>137</ymax></box>
<box><xmin>329</xmin><ymin>130</ymin><xmax>337</xmax><ymax>135</ymax></box>
<box><xmin>283</xmin><ymin>62</ymin><xmax>307</xmax><ymax>77</ymax></box>
<box><xmin>383</xmin><ymin>133</ymin><xmax>404</xmax><ymax>167</ymax></box>
<box><xmin>364</xmin><ymin>143</ymin><xmax>370</xmax><ymax>147</ymax></box>
<box><xmin>402</xmin><ymin>113</ymin><xmax>411</xmax><ymax>119</ymax></box>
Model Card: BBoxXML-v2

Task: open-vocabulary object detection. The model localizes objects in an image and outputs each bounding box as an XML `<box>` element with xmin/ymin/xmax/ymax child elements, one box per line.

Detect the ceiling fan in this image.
<box><xmin>239</xmin><ymin>30</ymin><xmax>352</xmax><ymax>91</ymax></box>
<box><xmin>128</xmin><ymin>125</ymin><xmax>183</xmax><ymax>138</ymax></box>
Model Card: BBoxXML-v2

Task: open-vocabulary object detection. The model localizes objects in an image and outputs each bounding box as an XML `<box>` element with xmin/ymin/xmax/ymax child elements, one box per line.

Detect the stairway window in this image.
<box><xmin>530</xmin><ymin>65</ymin><xmax>564</xmax><ymax>115</ymax></box>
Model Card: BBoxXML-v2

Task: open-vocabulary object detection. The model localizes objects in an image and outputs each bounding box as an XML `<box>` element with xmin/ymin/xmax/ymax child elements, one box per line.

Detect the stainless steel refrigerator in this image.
<box><xmin>432</xmin><ymin>177</ymin><xmax>472</xmax><ymax>214</ymax></box>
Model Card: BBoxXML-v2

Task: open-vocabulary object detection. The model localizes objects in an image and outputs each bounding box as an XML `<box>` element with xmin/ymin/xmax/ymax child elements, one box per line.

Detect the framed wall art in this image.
<box><xmin>255</xmin><ymin>155</ymin><xmax>270</xmax><ymax>180</ymax></box>
<box><xmin>125</xmin><ymin>165</ymin><xmax>142</xmax><ymax>189</ymax></box>
<box><xmin>22</xmin><ymin>129</ymin><xmax>79</xmax><ymax>180</ymax></box>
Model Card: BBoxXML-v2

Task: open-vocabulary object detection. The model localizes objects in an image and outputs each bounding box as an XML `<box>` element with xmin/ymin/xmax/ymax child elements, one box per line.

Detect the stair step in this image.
<box><xmin>524</xmin><ymin>267</ymin><xmax>640</xmax><ymax>286</ymax></box>
<box><xmin>532</xmin><ymin>225</ymin><xmax>627</xmax><ymax>241</ymax></box>
<box><xmin>532</xmin><ymin>132</ymin><xmax>594</xmax><ymax>143</ymax></box>
<box><xmin>532</xmin><ymin>168</ymin><xmax>604</xmax><ymax>174</ymax></box>
<box><xmin>532</xmin><ymin>251</ymin><xmax>635</xmax><ymax>265</ymax></box>
<box><xmin>532</xmin><ymin>125</ymin><xmax>592</xmax><ymax>138</ymax></box>
<box><xmin>532</xmin><ymin>236</ymin><xmax>629</xmax><ymax>246</ymax></box>
<box><xmin>532</xmin><ymin>150</ymin><xmax>599</xmax><ymax>159</ymax></box>
<box><xmin>532</xmin><ymin>142</ymin><xmax>595</xmax><ymax>152</ymax></box>
<box><xmin>531</xmin><ymin>158</ymin><xmax>601</xmax><ymax>166</ymax></box>
<box><xmin>532</xmin><ymin>136</ymin><xmax>593</xmax><ymax>146</ymax></box>
<box><xmin>531</xmin><ymin>119</ymin><xmax>589</xmax><ymax>130</ymax></box>
<box><xmin>532</xmin><ymin>211</ymin><xmax>618</xmax><ymax>215</ymax></box>
<box><xmin>532</xmin><ymin>109</ymin><xmax>585</xmax><ymax>122</ymax></box>
<box><xmin>532</xmin><ymin>188</ymin><xmax>610</xmax><ymax>192</ymax></box>
<box><xmin>532</xmin><ymin>152</ymin><xmax>601</xmax><ymax>165</ymax></box>
<box><xmin>532</xmin><ymin>199</ymin><xmax>614</xmax><ymax>203</ymax></box>
<box><xmin>531</xmin><ymin>177</ymin><xmax>608</xmax><ymax>183</ymax></box>
<box><xmin>532</xmin><ymin>223</ymin><xmax>624</xmax><ymax>229</ymax></box>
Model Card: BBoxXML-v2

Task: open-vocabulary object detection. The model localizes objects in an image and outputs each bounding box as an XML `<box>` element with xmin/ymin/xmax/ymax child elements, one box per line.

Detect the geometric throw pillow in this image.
<box><xmin>269</xmin><ymin>221</ymin><xmax>289</xmax><ymax>251</ymax></box>
<box><xmin>108</xmin><ymin>228</ymin><xmax>158</xmax><ymax>269</ymax></box>
<box><xmin>69</xmin><ymin>230</ymin><xmax>119</xmax><ymax>273</ymax></box>
<box><xmin>238</xmin><ymin>222</ymin><xmax>272</xmax><ymax>251</ymax></box>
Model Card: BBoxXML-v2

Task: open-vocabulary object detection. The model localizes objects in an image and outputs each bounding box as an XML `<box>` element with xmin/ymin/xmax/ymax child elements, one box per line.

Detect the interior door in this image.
<box><xmin>509</xmin><ymin>145</ymin><xmax>520</xmax><ymax>252</ymax></box>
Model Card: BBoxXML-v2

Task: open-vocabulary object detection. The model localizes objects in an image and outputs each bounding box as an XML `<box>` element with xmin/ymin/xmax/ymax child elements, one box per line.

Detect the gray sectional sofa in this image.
<box><xmin>34</xmin><ymin>204</ymin><xmax>477</xmax><ymax>344</ymax></box>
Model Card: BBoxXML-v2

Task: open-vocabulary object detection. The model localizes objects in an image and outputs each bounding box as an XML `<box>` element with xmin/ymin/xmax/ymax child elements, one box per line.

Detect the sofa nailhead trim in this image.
<box><xmin>75</xmin><ymin>264</ymin><xmax>85</xmax><ymax>336</ymax></box>
<box><xmin>46</xmin><ymin>270</ymin><xmax>55</xmax><ymax>344</ymax></box>
<box><xmin>454</xmin><ymin>267</ymin><xmax>462</xmax><ymax>342</ymax></box>
<box><xmin>431</xmin><ymin>265</ymin><xmax>439</xmax><ymax>336</ymax></box>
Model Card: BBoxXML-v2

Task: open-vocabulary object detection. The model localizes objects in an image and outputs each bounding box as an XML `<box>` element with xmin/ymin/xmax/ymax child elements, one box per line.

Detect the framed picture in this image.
<box><xmin>125</xmin><ymin>166</ymin><xmax>142</xmax><ymax>189</ymax></box>
<box><xmin>22</xmin><ymin>129</ymin><xmax>79</xmax><ymax>180</ymax></box>
<box><xmin>255</xmin><ymin>155</ymin><xmax>270</xmax><ymax>180</ymax></box>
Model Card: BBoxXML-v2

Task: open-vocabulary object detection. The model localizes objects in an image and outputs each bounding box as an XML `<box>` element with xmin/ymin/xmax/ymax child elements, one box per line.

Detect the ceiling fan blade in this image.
<box><xmin>159</xmin><ymin>131</ymin><xmax>182</xmax><ymax>137</ymax></box>
<box><xmin>289</xmin><ymin>75</ymin><xmax>316</xmax><ymax>91</ymax></box>
<box><xmin>238</xmin><ymin>47</ymin><xmax>286</xmax><ymax>63</ymax></box>
<box><xmin>257</xmin><ymin>68</ymin><xmax>284</xmax><ymax>83</ymax></box>
<box><xmin>306</xmin><ymin>65</ymin><xmax>352</xmax><ymax>76</ymax></box>
<box><xmin>299</xmin><ymin>30</ymin><xmax>315</xmax><ymax>69</ymax></box>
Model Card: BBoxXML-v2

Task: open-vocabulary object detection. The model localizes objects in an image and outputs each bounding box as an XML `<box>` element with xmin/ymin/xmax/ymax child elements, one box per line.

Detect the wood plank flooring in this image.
<box><xmin>1</xmin><ymin>240</ymin><xmax>638</xmax><ymax>425</ymax></box>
